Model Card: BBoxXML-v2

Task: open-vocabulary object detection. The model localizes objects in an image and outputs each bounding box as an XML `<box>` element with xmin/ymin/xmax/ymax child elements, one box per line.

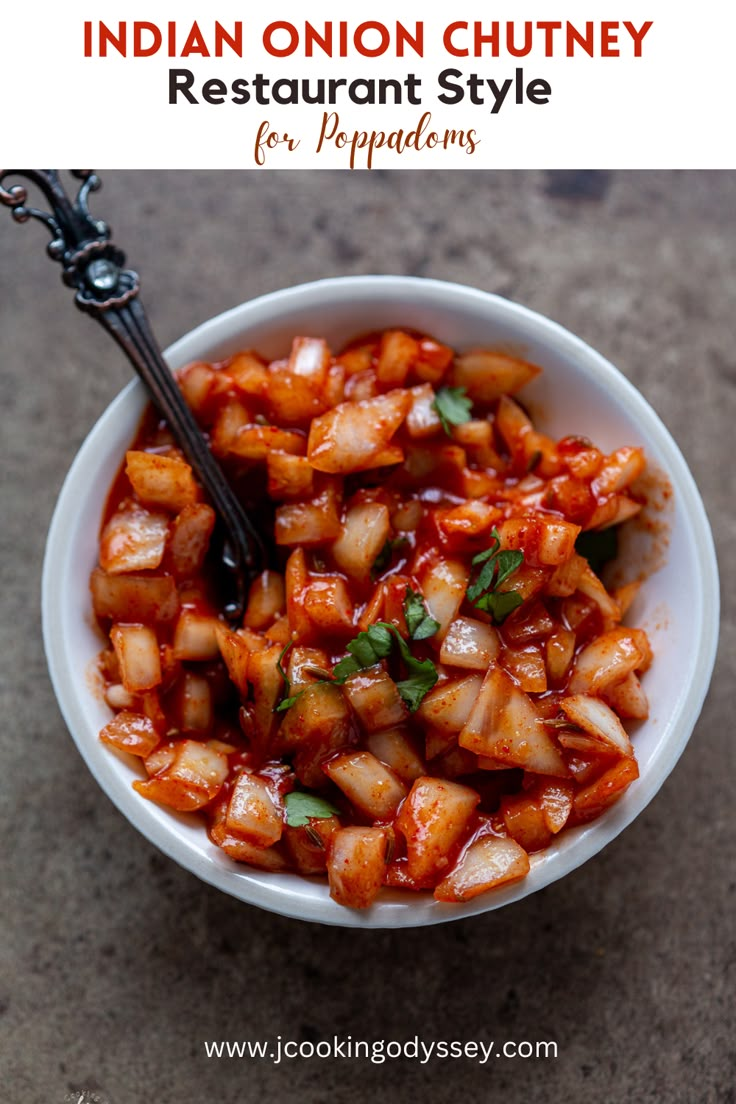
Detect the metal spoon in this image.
<box><xmin>0</xmin><ymin>169</ymin><xmax>268</xmax><ymax>621</ymax></box>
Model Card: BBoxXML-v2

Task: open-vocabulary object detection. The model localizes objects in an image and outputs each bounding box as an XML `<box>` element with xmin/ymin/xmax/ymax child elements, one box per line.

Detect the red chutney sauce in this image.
<box><xmin>91</xmin><ymin>329</ymin><xmax>652</xmax><ymax>908</ymax></box>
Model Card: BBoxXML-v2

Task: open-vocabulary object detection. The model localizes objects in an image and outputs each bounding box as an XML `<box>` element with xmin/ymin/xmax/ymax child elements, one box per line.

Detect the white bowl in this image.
<box><xmin>43</xmin><ymin>276</ymin><xmax>720</xmax><ymax>928</ymax></box>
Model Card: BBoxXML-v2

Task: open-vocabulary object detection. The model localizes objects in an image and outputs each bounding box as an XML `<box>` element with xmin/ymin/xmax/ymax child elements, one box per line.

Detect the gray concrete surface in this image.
<box><xmin>0</xmin><ymin>171</ymin><xmax>733</xmax><ymax>1104</ymax></box>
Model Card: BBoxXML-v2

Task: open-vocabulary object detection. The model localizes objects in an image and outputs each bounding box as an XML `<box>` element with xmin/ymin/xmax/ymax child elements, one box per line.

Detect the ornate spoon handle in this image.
<box><xmin>1</xmin><ymin>169</ymin><xmax>267</xmax><ymax>620</ymax></box>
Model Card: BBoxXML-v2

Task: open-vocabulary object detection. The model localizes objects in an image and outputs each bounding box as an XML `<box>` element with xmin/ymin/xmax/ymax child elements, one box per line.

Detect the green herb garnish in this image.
<box><xmin>466</xmin><ymin>529</ymin><xmax>525</xmax><ymax>623</ymax></box>
<box><xmin>274</xmin><ymin>691</ymin><xmax>304</xmax><ymax>713</ymax></box>
<box><xmin>332</xmin><ymin>623</ymin><xmax>394</xmax><ymax>682</ymax></box>
<box><xmin>389</xmin><ymin>628</ymin><xmax>439</xmax><ymax>711</ymax></box>
<box><xmin>273</xmin><ymin>640</ymin><xmax>297</xmax><ymax>712</ymax></box>
<box><xmin>276</xmin><ymin>640</ymin><xmax>293</xmax><ymax>688</ymax></box>
<box><xmin>371</xmin><ymin>536</ymin><xmax>409</xmax><ymax>579</ymax></box>
<box><xmin>473</xmin><ymin>589</ymin><xmax>524</xmax><ymax>621</ymax></box>
<box><xmin>275</xmin><ymin>621</ymin><xmax>438</xmax><ymax>715</ymax></box>
<box><xmin>334</xmin><ymin>622</ymin><xmax>437</xmax><ymax>711</ymax></box>
<box><xmin>284</xmin><ymin>791</ymin><xmax>340</xmax><ymax>827</ymax></box>
<box><xmin>432</xmin><ymin>386</ymin><xmax>473</xmax><ymax>436</ymax></box>
<box><xmin>403</xmin><ymin>586</ymin><xmax>440</xmax><ymax>642</ymax></box>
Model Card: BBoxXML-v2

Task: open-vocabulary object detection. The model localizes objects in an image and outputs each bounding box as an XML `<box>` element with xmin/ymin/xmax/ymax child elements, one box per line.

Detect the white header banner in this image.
<box><xmin>1</xmin><ymin>0</ymin><xmax>732</xmax><ymax>168</ymax></box>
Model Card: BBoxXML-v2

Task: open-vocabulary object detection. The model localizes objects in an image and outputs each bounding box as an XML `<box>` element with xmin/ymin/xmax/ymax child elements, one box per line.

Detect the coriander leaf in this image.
<box><xmin>433</xmin><ymin>386</ymin><xmax>473</xmax><ymax>436</ymax></box>
<box><xmin>575</xmin><ymin>527</ymin><xmax>619</xmax><ymax>575</ymax></box>
<box><xmin>284</xmin><ymin>791</ymin><xmax>340</xmax><ymax>827</ymax></box>
<box><xmin>403</xmin><ymin>587</ymin><xmax>440</xmax><ymax>642</ymax></box>
<box><xmin>466</xmin><ymin>529</ymin><xmax>525</xmax><ymax>622</ymax></box>
<box><xmin>396</xmin><ymin>667</ymin><xmax>438</xmax><ymax>712</ymax></box>
<box><xmin>494</xmin><ymin>549</ymin><xmax>525</xmax><ymax>588</ymax></box>
<box><xmin>384</xmin><ymin>624</ymin><xmax>439</xmax><ymax>711</ymax></box>
<box><xmin>466</xmin><ymin>556</ymin><xmax>498</xmax><ymax>603</ymax></box>
<box><xmin>331</xmin><ymin>655</ymin><xmax>360</xmax><ymax>681</ymax></box>
<box><xmin>371</xmin><ymin>540</ymin><xmax>393</xmax><ymax>579</ymax></box>
<box><xmin>471</xmin><ymin>534</ymin><xmax>501</xmax><ymax>566</ymax></box>
<box><xmin>467</xmin><ymin>530</ymin><xmax>503</xmax><ymax>601</ymax></box>
<box><xmin>371</xmin><ymin>536</ymin><xmax>409</xmax><ymax>580</ymax></box>
<box><xmin>276</xmin><ymin>640</ymin><xmax>293</xmax><ymax>690</ymax></box>
<box><xmin>275</xmin><ymin>690</ymin><xmax>306</xmax><ymax>713</ymax></box>
<box><xmin>332</xmin><ymin>623</ymin><xmax>394</xmax><ymax>682</ymax></box>
<box><xmin>273</xmin><ymin>640</ymin><xmax>297</xmax><ymax>712</ymax></box>
<box><xmin>474</xmin><ymin>589</ymin><xmax>524</xmax><ymax>622</ymax></box>
<box><xmin>333</xmin><ymin>621</ymin><xmax>438</xmax><ymax>711</ymax></box>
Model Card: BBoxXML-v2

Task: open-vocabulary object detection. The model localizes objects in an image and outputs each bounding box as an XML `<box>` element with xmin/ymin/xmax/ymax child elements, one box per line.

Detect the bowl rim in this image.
<box><xmin>42</xmin><ymin>274</ymin><xmax>720</xmax><ymax>928</ymax></box>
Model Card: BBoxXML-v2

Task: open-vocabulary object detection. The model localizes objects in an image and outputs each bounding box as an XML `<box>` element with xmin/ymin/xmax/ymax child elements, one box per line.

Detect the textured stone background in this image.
<box><xmin>0</xmin><ymin>171</ymin><xmax>733</xmax><ymax>1104</ymax></box>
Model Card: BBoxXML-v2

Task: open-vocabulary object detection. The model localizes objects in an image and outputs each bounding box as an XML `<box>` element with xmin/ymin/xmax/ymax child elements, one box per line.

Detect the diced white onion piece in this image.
<box><xmin>243</xmin><ymin>570</ymin><xmax>285</xmax><ymax>630</ymax></box>
<box><xmin>342</xmin><ymin>668</ymin><xmax>407</xmax><ymax>732</ymax></box>
<box><xmin>133</xmin><ymin>739</ymin><xmax>228</xmax><ymax>811</ymax></box>
<box><xmin>229</xmin><ymin>425</ymin><xmax>305</xmax><ymax>461</ymax></box>
<box><xmin>266</xmin><ymin>452</ymin><xmax>315</xmax><ymax>500</ymax></box>
<box><xmin>421</xmin><ymin>558</ymin><xmax>469</xmax><ymax>638</ymax></box>
<box><xmin>125</xmin><ymin>450</ymin><xmax>198</xmax><ymax>512</ymax></box>
<box><xmin>324</xmin><ymin>750</ymin><xmax>407</xmax><ymax>819</ymax></box>
<box><xmin>173</xmin><ymin>612</ymin><xmax>221</xmax><ymax>661</ymax></box>
<box><xmin>111</xmin><ymin>624</ymin><xmax>162</xmax><ymax>694</ymax></box>
<box><xmin>100</xmin><ymin>507</ymin><xmax>169</xmax><ymax>575</ymax></box>
<box><xmin>304</xmin><ymin>577</ymin><xmax>354</xmax><ymax>631</ymax></box>
<box><xmin>226</xmin><ymin>773</ymin><xmax>283</xmax><ymax>847</ymax></box>
<box><xmin>279</xmin><ymin>681</ymin><xmax>352</xmax><ymax>750</ymax></box>
<box><xmin>332</xmin><ymin>502</ymin><xmax>391</xmax><ymax>581</ymax></box>
<box><xmin>288</xmin><ymin>336</ymin><xmax>330</xmax><ymax>386</ymax></box>
<box><xmin>573</xmin><ymin>757</ymin><xmax>639</xmax><ymax>821</ymax></box>
<box><xmin>274</xmin><ymin>484</ymin><xmax>341</xmax><ymax>546</ymax></box>
<box><xmin>91</xmin><ymin>570</ymin><xmax>179</xmax><ymax>624</ymax></box>
<box><xmin>439</xmin><ymin>617</ymin><xmax>500</xmax><ymax>670</ymax></box>
<box><xmin>178</xmin><ymin>671</ymin><xmax>213</xmax><ymax>734</ymax></box>
<box><xmin>592</xmin><ymin>447</ymin><xmax>646</xmax><ymax>497</ymax></box>
<box><xmin>586</xmin><ymin>495</ymin><xmax>642</xmax><ymax>530</ymax></box>
<box><xmin>104</xmin><ymin>683</ymin><xmax>135</xmax><ymax>710</ymax></box>
<box><xmin>451</xmin><ymin>350</ymin><xmax>541</xmax><ymax>401</ymax></box>
<box><xmin>416</xmin><ymin>674</ymin><xmax>483</xmax><ymax>734</ymax></box>
<box><xmin>406</xmin><ymin>384</ymin><xmax>442</xmax><ymax>438</ymax></box>
<box><xmin>212</xmin><ymin>824</ymin><xmax>288</xmax><ymax>871</ymax></box>
<box><xmin>365</xmin><ymin>728</ymin><xmax>426</xmax><ymax>785</ymax></box>
<box><xmin>286</xmin><ymin>645</ymin><xmax>330</xmax><ymax>693</ymax></box>
<box><xmin>545</xmin><ymin>629</ymin><xmax>576</xmax><ymax>682</ymax></box>
<box><xmin>396</xmin><ymin>777</ymin><xmax>480</xmax><ymax>882</ymax></box>
<box><xmin>144</xmin><ymin>744</ymin><xmax>176</xmax><ymax>777</ymax></box>
<box><xmin>547</xmin><ymin>553</ymin><xmax>586</xmax><ymax>598</ymax></box>
<box><xmin>569</xmin><ymin>627</ymin><xmax>644</xmax><ymax>695</ymax></box>
<box><xmin>437</xmin><ymin>500</ymin><xmax>499</xmax><ymax>543</ymax></box>
<box><xmin>391</xmin><ymin>499</ymin><xmax>423</xmax><ymax>531</ymax></box>
<box><xmin>601</xmin><ymin>672</ymin><xmax>649</xmax><ymax>720</ymax></box>
<box><xmin>308</xmin><ymin>390</ymin><xmax>411</xmax><ymax>474</ymax></box>
<box><xmin>266</xmin><ymin>367</ymin><xmax>325</xmax><ymax>425</ymax></box>
<box><xmin>459</xmin><ymin>665</ymin><xmax>568</xmax><ymax>776</ymax></box>
<box><xmin>497</xmin><ymin>516</ymin><xmax>581</xmax><ymax>567</ymax></box>
<box><xmin>226</xmin><ymin>351</ymin><xmax>268</xmax><ymax>397</ymax></box>
<box><xmin>248</xmin><ymin>644</ymin><xmax>283</xmax><ymax>748</ymax></box>
<box><xmin>284</xmin><ymin>816</ymin><xmax>340</xmax><ymax>875</ymax></box>
<box><xmin>534</xmin><ymin>780</ymin><xmax>574</xmax><ymax>834</ymax></box>
<box><xmin>327</xmin><ymin>826</ymin><xmax>388</xmax><ymax>909</ymax></box>
<box><xmin>167</xmin><ymin>739</ymin><xmax>228</xmax><ymax>795</ymax></box>
<box><xmin>499</xmin><ymin>794</ymin><xmax>552</xmax><ymax>851</ymax></box>
<box><xmin>215</xmin><ymin>626</ymin><xmax>251</xmax><ymax>697</ymax></box>
<box><xmin>502</xmin><ymin>645</ymin><xmax>547</xmax><ymax>693</ymax></box>
<box><xmin>435</xmin><ymin>836</ymin><xmax>530</xmax><ymax>902</ymax></box>
<box><xmin>376</xmin><ymin>331</ymin><xmax>419</xmax><ymax>386</ymax></box>
<box><xmin>169</xmin><ymin>503</ymin><xmax>215</xmax><ymax>580</ymax></box>
<box><xmin>576</xmin><ymin>563</ymin><xmax>621</xmax><ymax>624</ymax></box>
<box><xmin>99</xmin><ymin>711</ymin><xmax>159</xmax><ymax>757</ymax></box>
<box><xmin>560</xmin><ymin>695</ymin><xmax>634</xmax><ymax>758</ymax></box>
